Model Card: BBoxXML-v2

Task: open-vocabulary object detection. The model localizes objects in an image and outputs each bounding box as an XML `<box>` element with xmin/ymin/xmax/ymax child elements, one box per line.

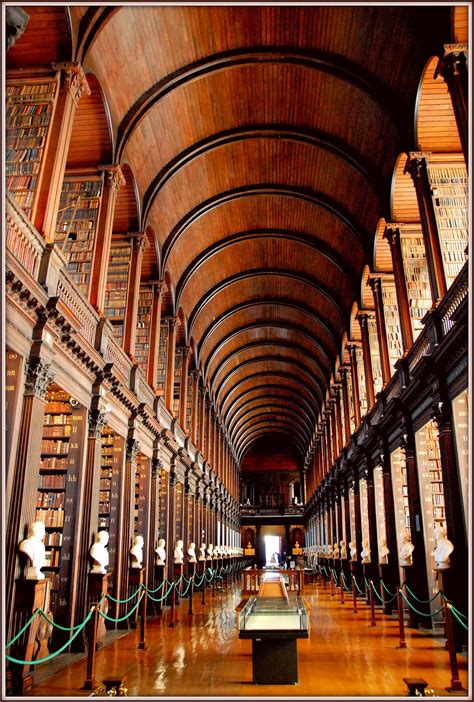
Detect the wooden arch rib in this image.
<box><xmin>115</xmin><ymin>47</ymin><xmax>403</xmax><ymax>160</ymax></box>
<box><xmin>214</xmin><ymin>355</ymin><xmax>321</xmax><ymax>406</ymax></box>
<box><xmin>175</xmin><ymin>229</ymin><xmax>356</xmax><ymax>308</ymax></box>
<box><xmin>220</xmin><ymin>369</ymin><xmax>321</xmax><ymax>419</ymax></box>
<box><xmin>231</xmin><ymin>400</ymin><xmax>314</xmax><ymax>443</ymax></box>
<box><xmin>195</xmin><ymin>297</ymin><xmax>340</xmax><ymax>358</ymax></box>
<box><xmin>207</xmin><ymin>338</ymin><xmax>328</xmax><ymax>396</ymax></box>
<box><xmin>227</xmin><ymin>389</ymin><xmax>317</xmax><ymax>434</ymax></box>
<box><xmin>203</xmin><ymin>322</ymin><xmax>331</xmax><ymax>391</ymax></box>
<box><xmin>190</xmin><ymin>270</ymin><xmax>346</xmax><ymax>350</ymax></box>
<box><xmin>237</xmin><ymin>425</ymin><xmax>307</xmax><ymax>461</ymax></box>
<box><xmin>223</xmin><ymin>382</ymin><xmax>319</xmax><ymax>428</ymax></box>
<box><xmin>143</xmin><ymin>127</ymin><xmax>382</xmax><ymax>218</ymax></box>
<box><xmin>233</xmin><ymin>413</ymin><xmax>311</xmax><ymax>451</ymax></box>
<box><xmin>155</xmin><ymin>185</ymin><xmax>370</xmax><ymax>265</ymax></box>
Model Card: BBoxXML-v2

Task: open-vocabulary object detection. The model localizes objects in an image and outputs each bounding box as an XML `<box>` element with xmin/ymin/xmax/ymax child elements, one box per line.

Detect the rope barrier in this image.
<box><xmin>447</xmin><ymin>604</ymin><xmax>469</xmax><ymax>631</ymax></box>
<box><xmin>146</xmin><ymin>579</ymin><xmax>166</xmax><ymax>594</ymax></box>
<box><xmin>5</xmin><ymin>608</ymin><xmax>94</xmax><ymax>666</ymax></box>
<box><xmin>145</xmin><ymin>581</ymin><xmax>175</xmax><ymax>603</ymax></box>
<box><xmin>449</xmin><ymin>603</ymin><xmax>468</xmax><ymax>620</ymax></box>
<box><xmin>352</xmin><ymin>575</ymin><xmax>364</xmax><ymax>595</ymax></box>
<box><xmin>193</xmin><ymin>573</ymin><xmax>205</xmax><ymax>587</ymax></box>
<box><xmin>399</xmin><ymin>590</ymin><xmax>445</xmax><ymax>619</ymax></box>
<box><xmin>402</xmin><ymin>582</ymin><xmax>441</xmax><ymax>603</ymax></box>
<box><xmin>380</xmin><ymin>579</ymin><xmax>396</xmax><ymax>597</ymax></box>
<box><xmin>205</xmin><ymin>568</ymin><xmax>214</xmax><ymax>583</ymax></box>
<box><xmin>5</xmin><ymin>609</ymin><xmax>42</xmax><ymax>649</ymax></box>
<box><xmin>106</xmin><ymin>585</ymin><xmax>143</xmax><ymax>604</ymax></box>
<box><xmin>175</xmin><ymin>577</ymin><xmax>193</xmax><ymax>598</ymax></box>
<box><xmin>99</xmin><ymin>590</ymin><xmax>146</xmax><ymax>623</ymax></box>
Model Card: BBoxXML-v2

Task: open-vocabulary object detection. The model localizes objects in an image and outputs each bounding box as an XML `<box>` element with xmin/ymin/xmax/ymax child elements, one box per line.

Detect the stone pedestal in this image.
<box><xmin>128</xmin><ymin>567</ymin><xmax>145</xmax><ymax>628</ymax></box>
<box><xmin>9</xmin><ymin>579</ymin><xmax>51</xmax><ymax>695</ymax></box>
<box><xmin>87</xmin><ymin>572</ymin><xmax>109</xmax><ymax>643</ymax></box>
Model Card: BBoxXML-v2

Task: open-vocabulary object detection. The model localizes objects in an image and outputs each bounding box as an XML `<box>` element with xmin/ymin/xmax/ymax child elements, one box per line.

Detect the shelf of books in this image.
<box><xmin>348</xmin><ymin>487</ymin><xmax>356</xmax><ymax>549</ymax></box>
<box><xmin>158</xmin><ymin>468</ymin><xmax>169</xmax><ymax>542</ymax></box>
<box><xmin>427</xmin><ymin>158</ymin><xmax>468</xmax><ymax>289</ymax></box>
<box><xmin>390</xmin><ymin>446</ymin><xmax>410</xmax><ymax>583</ymax></box>
<box><xmin>135</xmin><ymin>286</ymin><xmax>153</xmax><ymax>377</ymax></box>
<box><xmin>134</xmin><ymin>454</ymin><xmax>150</xmax><ymax>541</ymax></box>
<box><xmin>367</xmin><ymin>316</ymin><xmax>383</xmax><ymax>396</ymax></box>
<box><xmin>381</xmin><ymin>277</ymin><xmax>404</xmax><ymax>374</ymax></box>
<box><xmin>173</xmin><ymin>350</ymin><xmax>183</xmax><ymax>418</ymax></box>
<box><xmin>156</xmin><ymin>322</ymin><xmax>169</xmax><ymax>398</ymax></box>
<box><xmin>373</xmin><ymin>466</ymin><xmax>387</xmax><ymax>562</ymax></box>
<box><xmin>451</xmin><ymin>389</ymin><xmax>468</xmax><ymax>534</ymax></box>
<box><xmin>356</xmin><ymin>345</ymin><xmax>368</xmax><ymax>417</ymax></box>
<box><xmin>54</xmin><ymin>175</ymin><xmax>103</xmax><ymax>298</ymax></box>
<box><xmin>359</xmin><ymin>478</ymin><xmax>370</xmax><ymax>553</ymax></box>
<box><xmin>37</xmin><ymin>384</ymin><xmax>86</xmax><ymax>644</ymax></box>
<box><xmin>6</xmin><ymin>79</ymin><xmax>58</xmax><ymax>219</ymax></box>
<box><xmin>400</xmin><ymin>228</ymin><xmax>432</xmax><ymax>341</ymax></box>
<box><xmin>175</xmin><ymin>482</ymin><xmax>184</xmax><ymax>542</ymax></box>
<box><xmin>98</xmin><ymin>427</ymin><xmax>114</xmax><ymax>532</ymax></box>
<box><xmin>104</xmin><ymin>243</ymin><xmax>132</xmax><ymax>345</ymax></box>
<box><xmin>185</xmin><ymin>374</ymin><xmax>193</xmax><ymax>435</ymax></box>
<box><xmin>345</xmin><ymin>366</ymin><xmax>356</xmax><ymax>434</ymax></box>
<box><xmin>187</xmin><ymin>493</ymin><xmax>195</xmax><ymax>545</ymax></box>
<box><xmin>415</xmin><ymin>419</ymin><xmax>447</xmax><ymax>607</ymax></box>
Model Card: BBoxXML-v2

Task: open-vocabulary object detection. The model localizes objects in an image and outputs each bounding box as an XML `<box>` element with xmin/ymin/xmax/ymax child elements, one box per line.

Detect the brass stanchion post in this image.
<box><xmin>444</xmin><ymin>602</ymin><xmax>465</xmax><ymax>692</ymax></box>
<box><xmin>83</xmin><ymin>605</ymin><xmax>99</xmax><ymax>690</ymax></box>
<box><xmin>397</xmin><ymin>588</ymin><xmax>406</xmax><ymax>649</ymax></box>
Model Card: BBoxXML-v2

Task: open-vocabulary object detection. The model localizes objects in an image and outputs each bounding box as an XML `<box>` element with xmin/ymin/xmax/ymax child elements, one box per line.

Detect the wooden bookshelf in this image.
<box><xmin>368</xmin><ymin>316</ymin><xmax>383</xmax><ymax>394</ymax></box>
<box><xmin>104</xmin><ymin>243</ymin><xmax>132</xmax><ymax>344</ymax></box>
<box><xmin>373</xmin><ymin>466</ymin><xmax>387</xmax><ymax>561</ymax></box>
<box><xmin>451</xmin><ymin>389</ymin><xmax>468</xmax><ymax>532</ymax></box>
<box><xmin>135</xmin><ymin>286</ymin><xmax>153</xmax><ymax>376</ymax></box>
<box><xmin>381</xmin><ymin>279</ymin><xmax>404</xmax><ymax>374</ymax></box>
<box><xmin>356</xmin><ymin>346</ymin><xmax>368</xmax><ymax>417</ymax></box>
<box><xmin>187</xmin><ymin>493</ymin><xmax>194</xmax><ymax>544</ymax></box>
<box><xmin>98</xmin><ymin>427</ymin><xmax>114</xmax><ymax>531</ymax></box>
<box><xmin>348</xmin><ymin>487</ymin><xmax>356</xmax><ymax>547</ymax></box>
<box><xmin>54</xmin><ymin>175</ymin><xmax>102</xmax><ymax>298</ymax></box>
<box><xmin>390</xmin><ymin>446</ymin><xmax>410</xmax><ymax>582</ymax></box>
<box><xmin>156</xmin><ymin>322</ymin><xmax>169</xmax><ymax>397</ymax></box>
<box><xmin>175</xmin><ymin>482</ymin><xmax>184</xmax><ymax>541</ymax></box>
<box><xmin>427</xmin><ymin>160</ymin><xmax>468</xmax><ymax>288</ymax></box>
<box><xmin>359</xmin><ymin>478</ymin><xmax>370</xmax><ymax>549</ymax></box>
<box><xmin>6</xmin><ymin>79</ymin><xmax>57</xmax><ymax>218</ymax></box>
<box><xmin>37</xmin><ymin>384</ymin><xmax>85</xmax><ymax>641</ymax></box>
<box><xmin>400</xmin><ymin>230</ymin><xmax>432</xmax><ymax>340</ymax></box>
<box><xmin>185</xmin><ymin>375</ymin><xmax>193</xmax><ymax>434</ymax></box>
<box><xmin>173</xmin><ymin>350</ymin><xmax>182</xmax><ymax>418</ymax></box>
<box><xmin>158</xmin><ymin>468</ymin><xmax>168</xmax><ymax>541</ymax></box>
<box><xmin>134</xmin><ymin>454</ymin><xmax>149</xmax><ymax>539</ymax></box>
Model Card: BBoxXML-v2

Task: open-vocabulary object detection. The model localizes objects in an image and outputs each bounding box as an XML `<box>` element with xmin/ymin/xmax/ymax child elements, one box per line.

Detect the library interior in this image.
<box><xmin>3</xmin><ymin>3</ymin><xmax>470</xmax><ymax>700</ymax></box>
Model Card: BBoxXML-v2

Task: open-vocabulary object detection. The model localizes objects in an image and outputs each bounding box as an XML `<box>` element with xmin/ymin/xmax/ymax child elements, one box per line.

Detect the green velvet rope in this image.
<box><xmin>99</xmin><ymin>590</ymin><xmax>146</xmax><ymax>622</ymax></box>
<box><xmin>403</xmin><ymin>582</ymin><xmax>441</xmax><ymax>603</ymax></box>
<box><xmin>380</xmin><ymin>579</ymin><xmax>396</xmax><ymax>597</ymax></box>
<box><xmin>145</xmin><ymin>581</ymin><xmax>175</xmax><ymax>603</ymax></box>
<box><xmin>175</xmin><ymin>578</ymin><xmax>192</xmax><ymax>597</ymax></box>
<box><xmin>193</xmin><ymin>573</ymin><xmax>205</xmax><ymax>587</ymax></box>
<box><xmin>5</xmin><ymin>608</ymin><xmax>93</xmax><ymax>666</ymax></box>
<box><xmin>107</xmin><ymin>584</ymin><xmax>143</xmax><ymax>604</ymax></box>
<box><xmin>448</xmin><ymin>605</ymin><xmax>468</xmax><ymax>631</ymax></box>
<box><xmin>146</xmin><ymin>579</ymin><xmax>166</xmax><ymax>594</ymax></box>
<box><xmin>399</xmin><ymin>590</ymin><xmax>445</xmax><ymax>618</ymax></box>
<box><xmin>352</xmin><ymin>575</ymin><xmax>364</xmax><ymax>595</ymax></box>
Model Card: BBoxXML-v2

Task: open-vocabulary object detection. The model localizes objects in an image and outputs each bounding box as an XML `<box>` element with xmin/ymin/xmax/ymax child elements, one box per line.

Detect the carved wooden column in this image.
<box><xmin>33</xmin><ymin>63</ymin><xmax>90</xmax><ymax>238</ymax></box>
<box><xmin>383</xmin><ymin>225</ymin><xmax>413</xmax><ymax>352</ymax></box>
<box><xmin>147</xmin><ymin>281</ymin><xmax>166</xmax><ymax>391</ymax></box>
<box><xmin>435</xmin><ymin>44</ymin><xmax>468</xmax><ymax>166</ymax></box>
<box><xmin>6</xmin><ymin>359</ymin><xmax>55</xmax><ymax>628</ymax></box>
<box><xmin>347</xmin><ymin>345</ymin><xmax>361</xmax><ymax>427</ymax></box>
<box><xmin>206</xmin><ymin>399</ymin><xmax>213</xmax><ymax>464</ymax></box>
<box><xmin>178</xmin><ymin>347</ymin><xmax>191</xmax><ymax>429</ymax></box>
<box><xmin>198</xmin><ymin>384</ymin><xmax>206</xmax><ymax>455</ymax></box>
<box><xmin>405</xmin><ymin>153</ymin><xmax>447</xmax><ymax>303</ymax></box>
<box><xmin>89</xmin><ymin>165</ymin><xmax>126</xmax><ymax>312</ymax></box>
<box><xmin>380</xmin><ymin>440</ymin><xmax>399</xmax><ymax>614</ymax></box>
<box><xmin>146</xmin><ymin>453</ymin><xmax>160</xmax><ymax>610</ymax></box>
<box><xmin>334</xmin><ymin>385</ymin><xmax>344</xmax><ymax>453</ymax></box>
<box><xmin>189</xmin><ymin>371</ymin><xmax>200</xmax><ymax>445</ymax></box>
<box><xmin>365</xmin><ymin>459</ymin><xmax>379</xmax><ymax>584</ymax></box>
<box><xmin>164</xmin><ymin>317</ymin><xmax>179</xmax><ymax>413</ymax></box>
<box><xmin>338</xmin><ymin>366</ymin><xmax>351</xmax><ymax>444</ymax></box>
<box><xmin>71</xmin><ymin>404</ymin><xmax>106</xmax><ymax>650</ymax></box>
<box><xmin>352</xmin><ymin>469</ymin><xmax>363</xmax><ymax>583</ymax></box>
<box><xmin>116</xmin><ymin>437</ymin><xmax>140</xmax><ymax>626</ymax></box>
<box><xmin>167</xmin><ymin>465</ymin><xmax>177</xmax><ymax>587</ymax></box>
<box><xmin>124</xmin><ymin>232</ymin><xmax>149</xmax><ymax>358</ymax></box>
<box><xmin>357</xmin><ymin>312</ymin><xmax>376</xmax><ymax>408</ymax></box>
<box><xmin>330</xmin><ymin>401</ymin><xmax>338</xmax><ymax>461</ymax></box>
<box><xmin>368</xmin><ymin>276</ymin><xmax>391</xmax><ymax>385</ymax></box>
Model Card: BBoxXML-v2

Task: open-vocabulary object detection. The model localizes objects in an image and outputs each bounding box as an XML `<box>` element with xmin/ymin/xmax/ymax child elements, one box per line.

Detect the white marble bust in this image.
<box><xmin>379</xmin><ymin>537</ymin><xmax>390</xmax><ymax>564</ymax></box>
<box><xmin>207</xmin><ymin>543</ymin><xmax>214</xmax><ymax>559</ymax></box>
<box><xmin>187</xmin><ymin>541</ymin><xmax>197</xmax><ymax>563</ymax></box>
<box><xmin>155</xmin><ymin>538</ymin><xmax>166</xmax><ymax>565</ymax></box>
<box><xmin>174</xmin><ymin>539</ymin><xmax>184</xmax><ymax>564</ymax></box>
<box><xmin>360</xmin><ymin>538</ymin><xmax>371</xmax><ymax>564</ymax></box>
<box><xmin>349</xmin><ymin>541</ymin><xmax>357</xmax><ymax>562</ymax></box>
<box><xmin>90</xmin><ymin>531</ymin><xmax>109</xmax><ymax>574</ymax></box>
<box><xmin>130</xmin><ymin>534</ymin><xmax>144</xmax><ymax>569</ymax></box>
<box><xmin>399</xmin><ymin>532</ymin><xmax>415</xmax><ymax>566</ymax></box>
<box><xmin>333</xmin><ymin>543</ymin><xmax>340</xmax><ymax>559</ymax></box>
<box><xmin>19</xmin><ymin>521</ymin><xmax>46</xmax><ymax>579</ymax></box>
<box><xmin>432</xmin><ymin>526</ymin><xmax>454</xmax><ymax>570</ymax></box>
<box><xmin>339</xmin><ymin>540</ymin><xmax>347</xmax><ymax>560</ymax></box>
<box><xmin>199</xmin><ymin>542</ymin><xmax>206</xmax><ymax>561</ymax></box>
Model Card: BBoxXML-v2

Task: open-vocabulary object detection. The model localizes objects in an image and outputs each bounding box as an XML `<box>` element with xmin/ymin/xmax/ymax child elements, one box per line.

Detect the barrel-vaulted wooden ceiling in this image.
<box><xmin>9</xmin><ymin>3</ymin><xmax>453</xmax><ymax>465</ymax></box>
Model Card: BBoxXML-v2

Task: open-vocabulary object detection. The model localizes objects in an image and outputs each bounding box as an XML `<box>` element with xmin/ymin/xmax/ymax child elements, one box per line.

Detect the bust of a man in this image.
<box><xmin>207</xmin><ymin>543</ymin><xmax>214</xmax><ymax>559</ymax></box>
<box><xmin>340</xmin><ymin>540</ymin><xmax>347</xmax><ymax>560</ymax></box>
<box><xmin>90</xmin><ymin>531</ymin><xmax>109</xmax><ymax>574</ymax></box>
<box><xmin>174</xmin><ymin>539</ymin><xmax>184</xmax><ymax>564</ymax></box>
<box><xmin>360</xmin><ymin>538</ymin><xmax>371</xmax><ymax>564</ymax></box>
<box><xmin>19</xmin><ymin>521</ymin><xmax>46</xmax><ymax>579</ymax></box>
<box><xmin>199</xmin><ymin>542</ymin><xmax>206</xmax><ymax>560</ymax></box>
<box><xmin>155</xmin><ymin>538</ymin><xmax>166</xmax><ymax>565</ymax></box>
<box><xmin>399</xmin><ymin>532</ymin><xmax>415</xmax><ymax>566</ymax></box>
<box><xmin>349</xmin><ymin>541</ymin><xmax>357</xmax><ymax>562</ymax></box>
<box><xmin>333</xmin><ymin>543</ymin><xmax>340</xmax><ymax>559</ymax></box>
<box><xmin>130</xmin><ymin>534</ymin><xmax>144</xmax><ymax>569</ymax></box>
<box><xmin>379</xmin><ymin>537</ymin><xmax>390</xmax><ymax>564</ymax></box>
<box><xmin>432</xmin><ymin>526</ymin><xmax>454</xmax><ymax>570</ymax></box>
<box><xmin>187</xmin><ymin>542</ymin><xmax>197</xmax><ymax>563</ymax></box>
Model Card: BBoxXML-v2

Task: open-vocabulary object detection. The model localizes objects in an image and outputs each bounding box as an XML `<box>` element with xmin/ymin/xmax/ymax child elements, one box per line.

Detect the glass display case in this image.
<box><xmin>238</xmin><ymin>596</ymin><xmax>309</xmax><ymax>684</ymax></box>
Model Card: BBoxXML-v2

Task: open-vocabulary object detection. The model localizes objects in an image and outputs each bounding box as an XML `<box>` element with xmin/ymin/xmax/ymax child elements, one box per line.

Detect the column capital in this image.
<box><xmin>383</xmin><ymin>223</ymin><xmax>402</xmax><ymax>246</ymax></box>
<box><xmin>128</xmin><ymin>231</ymin><xmax>149</xmax><ymax>252</ymax></box>
<box><xmin>166</xmin><ymin>316</ymin><xmax>180</xmax><ymax>331</ymax></box>
<box><xmin>98</xmin><ymin>164</ymin><xmax>126</xmax><ymax>194</ymax></box>
<box><xmin>148</xmin><ymin>279</ymin><xmax>167</xmax><ymax>298</ymax></box>
<box><xmin>181</xmin><ymin>345</ymin><xmax>192</xmax><ymax>359</ymax></box>
<box><xmin>24</xmin><ymin>359</ymin><xmax>55</xmax><ymax>399</ymax></box>
<box><xmin>126</xmin><ymin>438</ymin><xmax>140</xmax><ymax>462</ymax></box>
<box><xmin>435</xmin><ymin>43</ymin><xmax>468</xmax><ymax>78</ymax></box>
<box><xmin>356</xmin><ymin>309</ymin><xmax>375</xmax><ymax>325</ymax></box>
<box><xmin>88</xmin><ymin>408</ymin><xmax>108</xmax><ymax>439</ymax></box>
<box><xmin>404</xmin><ymin>152</ymin><xmax>432</xmax><ymax>177</ymax></box>
<box><xmin>52</xmin><ymin>61</ymin><xmax>91</xmax><ymax>104</ymax></box>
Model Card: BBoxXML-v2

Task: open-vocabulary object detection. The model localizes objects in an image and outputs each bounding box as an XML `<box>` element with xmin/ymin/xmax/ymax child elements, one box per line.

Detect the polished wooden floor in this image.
<box><xmin>27</xmin><ymin>579</ymin><xmax>469</xmax><ymax>699</ymax></box>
